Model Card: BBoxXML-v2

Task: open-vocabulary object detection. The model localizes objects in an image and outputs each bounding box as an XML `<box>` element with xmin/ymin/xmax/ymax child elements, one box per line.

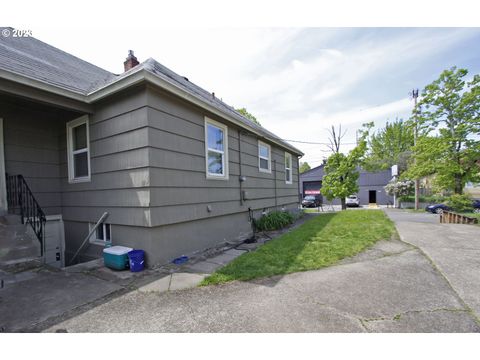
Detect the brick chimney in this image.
<box><xmin>124</xmin><ymin>50</ymin><xmax>139</xmax><ymax>72</ymax></box>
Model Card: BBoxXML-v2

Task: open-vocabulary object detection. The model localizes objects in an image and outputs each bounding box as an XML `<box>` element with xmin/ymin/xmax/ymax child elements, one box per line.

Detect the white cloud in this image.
<box><xmin>26</xmin><ymin>27</ymin><xmax>479</xmax><ymax>167</ymax></box>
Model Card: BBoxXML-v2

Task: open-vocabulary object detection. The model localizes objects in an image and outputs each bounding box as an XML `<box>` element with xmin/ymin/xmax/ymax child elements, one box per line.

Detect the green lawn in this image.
<box><xmin>201</xmin><ymin>210</ymin><xmax>397</xmax><ymax>285</ymax></box>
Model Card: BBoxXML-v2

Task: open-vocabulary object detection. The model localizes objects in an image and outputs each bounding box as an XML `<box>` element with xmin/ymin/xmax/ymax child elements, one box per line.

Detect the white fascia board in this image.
<box><xmin>86</xmin><ymin>68</ymin><xmax>146</xmax><ymax>102</ymax></box>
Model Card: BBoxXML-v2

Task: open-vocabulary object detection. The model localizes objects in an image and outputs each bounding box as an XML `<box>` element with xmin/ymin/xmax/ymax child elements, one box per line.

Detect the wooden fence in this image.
<box><xmin>439</xmin><ymin>211</ymin><xmax>478</xmax><ymax>225</ymax></box>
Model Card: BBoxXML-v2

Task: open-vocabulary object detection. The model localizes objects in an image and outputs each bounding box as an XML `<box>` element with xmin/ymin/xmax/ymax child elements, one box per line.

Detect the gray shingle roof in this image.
<box><xmin>142</xmin><ymin>59</ymin><xmax>302</xmax><ymax>153</ymax></box>
<box><xmin>0</xmin><ymin>27</ymin><xmax>116</xmax><ymax>93</ymax></box>
<box><xmin>0</xmin><ymin>28</ymin><xmax>302</xmax><ymax>155</ymax></box>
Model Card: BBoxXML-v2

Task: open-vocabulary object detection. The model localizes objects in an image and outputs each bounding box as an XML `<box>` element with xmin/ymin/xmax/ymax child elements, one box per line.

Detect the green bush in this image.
<box><xmin>254</xmin><ymin>210</ymin><xmax>295</xmax><ymax>231</ymax></box>
<box><xmin>445</xmin><ymin>194</ymin><xmax>474</xmax><ymax>213</ymax></box>
<box><xmin>399</xmin><ymin>195</ymin><xmax>447</xmax><ymax>203</ymax></box>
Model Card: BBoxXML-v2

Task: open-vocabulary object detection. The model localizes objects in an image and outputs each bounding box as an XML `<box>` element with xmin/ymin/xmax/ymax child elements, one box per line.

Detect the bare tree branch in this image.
<box><xmin>327</xmin><ymin>124</ymin><xmax>346</xmax><ymax>153</ymax></box>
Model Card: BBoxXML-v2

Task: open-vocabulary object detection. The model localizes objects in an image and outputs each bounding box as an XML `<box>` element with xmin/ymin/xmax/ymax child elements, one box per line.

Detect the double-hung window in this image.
<box><xmin>205</xmin><ymin>117</ymin><xmax>229</xmax><ymax>179</ymax></box>
<box><xmin>285</xmin><ymin>152</ymin><xmax>293</xmax><ymax>184</ymax></box>
<box><xmin>67</xmin><ymin>115</ymin><xmax>91</xmax><ymax>183</ymax></box>
<box><xmin>258</xmin><ymin>141</ymin><xmax>271</xmax><ymax>173</ymax></box>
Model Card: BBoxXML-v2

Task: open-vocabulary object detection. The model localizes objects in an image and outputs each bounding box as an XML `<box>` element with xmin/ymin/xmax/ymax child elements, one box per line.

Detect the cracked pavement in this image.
<box><xmin>42</xmin><ymin>210</ymin><xmax>480</xmax><ymax>332</ymax></box>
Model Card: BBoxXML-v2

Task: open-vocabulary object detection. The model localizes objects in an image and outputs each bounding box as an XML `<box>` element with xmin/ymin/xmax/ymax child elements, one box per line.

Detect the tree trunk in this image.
<box><xmin>341</xmin><ymin>198</ymin><xmax>346</xmax><ymax>211</ymax></box>
<box><xmin>454</xmin><ymin>174</ymin><xmax>463</xmax><ymax>195</ymax></box>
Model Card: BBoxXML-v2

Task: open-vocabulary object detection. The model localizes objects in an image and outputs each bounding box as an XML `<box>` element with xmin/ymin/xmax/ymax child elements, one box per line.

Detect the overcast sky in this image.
<box><xmin>31</xmin><ymin>27</ymin><xmax>480</xmax><ymax>167</ymax></box>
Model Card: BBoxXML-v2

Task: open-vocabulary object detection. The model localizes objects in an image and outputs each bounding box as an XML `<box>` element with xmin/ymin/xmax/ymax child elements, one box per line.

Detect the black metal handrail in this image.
<box><xmin>6</xmin><ymin>174</ymin><xmax>46</xmax><ymax>256</ymax></box>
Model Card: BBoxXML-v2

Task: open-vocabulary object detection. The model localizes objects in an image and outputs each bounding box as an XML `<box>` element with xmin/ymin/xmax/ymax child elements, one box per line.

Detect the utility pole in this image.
<box><xmin>411</xmin><ymin>89</ymin><xmax>420</xmax><ymax>210</ymax></box>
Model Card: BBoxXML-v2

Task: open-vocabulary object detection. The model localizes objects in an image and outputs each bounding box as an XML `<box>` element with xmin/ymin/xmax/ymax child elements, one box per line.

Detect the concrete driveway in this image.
<box><xmin>41</xmin><ymin>210</ymin><xmax>479</xmax><ymax>332</ymax></box>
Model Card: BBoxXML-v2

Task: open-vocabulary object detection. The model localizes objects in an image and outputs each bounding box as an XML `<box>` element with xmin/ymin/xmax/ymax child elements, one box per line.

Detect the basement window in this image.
<box><xmin>90</xmin><ymin>223</ymin><xmax>111</xmax><ymax>245</ymax></box>
<box><xmin>258</xmin><ymin>141</ymin><xmax>271</xmax><ymax>173</ymax></box>
<box><xmin>67</xmin><ymin>115</ymin><xmax>91</xmax><ymax>183</ymax></box>
<box><xmin>285</xmin><ymin>152</ymin><xmax>292</xmax><ymax>184</ymax></box>
<box><xmin>205</xmin><ymin>117</ymin><xmax>229</xmax><ymax>180</ymax></box>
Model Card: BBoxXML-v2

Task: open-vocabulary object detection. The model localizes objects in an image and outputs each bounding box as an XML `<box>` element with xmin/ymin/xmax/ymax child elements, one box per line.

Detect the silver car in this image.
<box><xmin>346</xmin><ymin>195</ymin><xmax>360</xmax><ymax>207</ymax></box>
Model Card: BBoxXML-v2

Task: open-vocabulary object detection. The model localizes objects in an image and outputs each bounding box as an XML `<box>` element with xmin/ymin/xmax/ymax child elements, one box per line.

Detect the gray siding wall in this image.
<box><xmin>147</xmin><ymin>88</ymin><xmax>299</xmax><ymax>224</ymax></box>
<box><xmin>61</xmin><ymin>86</ymin><xmax>151</xmax><ymax>261</ymax></box>
<box><xmin>144</xmin><ymin>87</ymin><xmax>299</xmax><ymax>264</ymax></box>
<box><xmin>1</xmin><ymin>98</ymin><xmax>71</xmax><ymax>215</ymax></box>
<box><xmin>2</xmin><ymin>86</ymin><xmax>300</xmax><ymax>266</ymax></box>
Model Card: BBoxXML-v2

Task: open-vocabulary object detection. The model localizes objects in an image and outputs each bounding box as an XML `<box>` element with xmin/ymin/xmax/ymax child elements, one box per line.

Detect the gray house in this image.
<box><xmin>300</xmin><ymin>164</ymin><xmax>393</xmax><ymax>206</ymax></box>
<box><xmin>0</xmin><ymin>29</ymin><xmax>303</xmax><ymax>267</ymax></box>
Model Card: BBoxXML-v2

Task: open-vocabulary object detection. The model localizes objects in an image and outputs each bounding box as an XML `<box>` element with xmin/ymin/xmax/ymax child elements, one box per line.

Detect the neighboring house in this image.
<box><xmin>0</xmin><ymin>28</ymin><xmax>303</xmax><ymax>266</ymax></box>
<box><xmin>300</xmin><ymin>164</ymin><xmax>393</xmax><ymax>206</ymax></box>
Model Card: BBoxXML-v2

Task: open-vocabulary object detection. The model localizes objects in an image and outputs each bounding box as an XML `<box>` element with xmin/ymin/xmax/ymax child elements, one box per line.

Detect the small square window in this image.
<box><xmin>90</xmin><ymin>223</ymin><xmax>111</xmax><ymax>244</ymax></box>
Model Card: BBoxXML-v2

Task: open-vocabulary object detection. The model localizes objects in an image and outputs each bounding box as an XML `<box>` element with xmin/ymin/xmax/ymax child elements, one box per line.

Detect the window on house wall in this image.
<box><xmin>205</xmin><ymin>117</ymin><xmax>229</xmax><ymax>179</ymax></box>
<box><xmin>89</xmin><ymin>223</ymin><xmax>111</xmax><ymax>244</ymax></box>
<box><xmin>258</xmin><ymin>141</ymin><xmax>271</xmax><ymax>173</ymax></box>
<box><xmin>285</xmin><ymin>152</ymin><xmax>293</xmax><ymax>184</ymax></box>
<box><xmin>67</xmin><ymin>115</ymin><xmax>91</xmax><ymax>183</ymax></box>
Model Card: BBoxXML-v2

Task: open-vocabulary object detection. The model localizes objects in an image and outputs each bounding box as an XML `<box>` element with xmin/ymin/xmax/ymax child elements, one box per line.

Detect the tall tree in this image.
<box><xmin>322</xmin><ymin>124</ymin><xmax>371</xmax><ymax>210</ymax></box>
<box><xmin>236</xmin><ymin>107</ymin><xmax>261</xmax><ymax>126</ymax></box>
<box><xmin>363</xmin><ymin>119</ymin><xmax>414</xmax><ymax>172</ymax></box>
<box><xmin>299</xmin><ymin>161</ymin><xmax>311</xmax><ymax>173</ymax></box>
<box><xmin>405</xmin><ymin>67</ymin><xmax>480</xmax><ymax>194</ymax></box>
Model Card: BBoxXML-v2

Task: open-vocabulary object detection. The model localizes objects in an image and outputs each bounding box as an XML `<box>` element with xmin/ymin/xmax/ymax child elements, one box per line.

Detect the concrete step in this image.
<box><xmin>0</xmin><ymin>216</ymin><xmax>41</xmax><ymax>269</ymax></box>
<box><xmin>0</xmin><ymin>214</ymin><xmax>23</xmax><ymax>225</ymax></box>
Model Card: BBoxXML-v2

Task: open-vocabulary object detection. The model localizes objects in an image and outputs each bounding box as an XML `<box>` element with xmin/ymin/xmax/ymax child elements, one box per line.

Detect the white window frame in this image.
<box><xmin>204</xmin><ymin>117</ymin><xmax>229</xmax><ymax>180</ymax></box>
<box><xmin>258</xmin><ymin>140</ymin><xmax>271</xmax><ymax>173</ymax></box>
<box><xmin>285</xmin><ymin>152</ymin><xmax>293</xmax><ymax>184</ymax></box>
<box><xmin>89</xmin><ymin>223</ymin><xmax>112</xmax><ymax>245</ymax></box>
<box><xmin>66</xmin><ymin>115</ymin><xmax>91</xmax><ymax>183</ymax></box>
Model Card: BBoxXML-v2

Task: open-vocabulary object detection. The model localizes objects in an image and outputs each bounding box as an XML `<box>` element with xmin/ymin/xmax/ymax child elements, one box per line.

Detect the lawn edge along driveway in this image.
<box><xmin>201</xmin><ymin>210</ymin><xmax>397</xmax><ymax>285</ymax></box>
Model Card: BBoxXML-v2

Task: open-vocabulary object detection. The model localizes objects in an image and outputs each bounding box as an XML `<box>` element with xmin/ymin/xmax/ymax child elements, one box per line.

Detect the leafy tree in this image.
<box><xmin>322</xmin><ymin>125</ymin><xmax>370</xmax><ymax>210</ymax></box>
<box><xmin>405</xmin><ymin>67</ymin><xmax>480</xmax><ymax>194</ymax></box>
<box><xmin>445</xmin><ymin>194</ymin><xmax>474</xmax><ymax>213</ymax></box>
<box><xmin>299</xmin><ymin>161</ymin><xmax>311</xmax><ymax>173</ymax></box>
<box><xmin>364</xmin><ymin>119</ymin><xmax>414</xmax><ymax>172</ymax></box>
<box><xmin>236</xmin><ymin>107</ymin><xmax>261</xmax><ymax>126</ymax></box>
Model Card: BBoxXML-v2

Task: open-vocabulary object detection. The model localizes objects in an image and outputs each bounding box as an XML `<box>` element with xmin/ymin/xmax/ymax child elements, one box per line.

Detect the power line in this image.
<box><xmin>282</xmin><ymin>139</ymin><xmax>357</xmax><ymax>145</ymax></box>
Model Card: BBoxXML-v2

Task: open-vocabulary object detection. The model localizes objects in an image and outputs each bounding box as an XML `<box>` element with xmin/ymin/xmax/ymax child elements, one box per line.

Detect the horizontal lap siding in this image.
<box><xmin>147</xmin><ymin>88</ymin><xmax>299</xmax><ymax>227</ymax></box>
<box><xmin>59</xmin><ymin>87</ymin><xmax>152</xmax><ymax>227</ymax></box>
<box><xmin>2</xmin><ymin>100</ymin><xmax>66</xmax><ymax>215</ymax></box>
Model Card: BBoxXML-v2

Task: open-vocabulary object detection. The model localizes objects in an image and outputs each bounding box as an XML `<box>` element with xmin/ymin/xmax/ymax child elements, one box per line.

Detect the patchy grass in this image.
<box><xmin>201</xmin><ymin>210</ymin><xmax>396</xmax><ymax>285</ymax></box>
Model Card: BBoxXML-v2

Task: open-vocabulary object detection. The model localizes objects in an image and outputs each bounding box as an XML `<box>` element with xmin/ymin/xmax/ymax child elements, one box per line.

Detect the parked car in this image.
<box><xmin>425</xmin><ymin>199</ymin><xmax>480</xmax><ymax>214</ymax></box>
<box><xmin>302</xmin><ymin>195</ymin><xmax>322</xmax><ymax>208</ymax></box>
<box><xmin>346</xmin><ymin>195</ymin><xmax>360</xmax><ymax>207</ymax></box>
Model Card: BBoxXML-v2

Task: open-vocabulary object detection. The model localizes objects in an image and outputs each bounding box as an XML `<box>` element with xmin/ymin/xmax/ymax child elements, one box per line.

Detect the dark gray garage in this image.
<box><xmin>300</xmin><ymin>164</ymin><xmax>394</xmax><ymax>206</ymax></box>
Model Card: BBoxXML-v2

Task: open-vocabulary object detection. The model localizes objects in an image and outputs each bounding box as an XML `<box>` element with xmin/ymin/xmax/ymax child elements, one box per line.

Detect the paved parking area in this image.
<box><xmin>40</xmin><ymin>210</ymin><xmax>480</xmax><ymax>333</ymax></box>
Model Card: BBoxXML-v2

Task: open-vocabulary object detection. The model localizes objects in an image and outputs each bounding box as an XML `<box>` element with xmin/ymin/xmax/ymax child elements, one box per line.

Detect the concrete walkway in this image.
<box><xmin>39</xmin><ymin>210</ymin><xmax>480</xmax><ymax>333</ymax></box>
<box><xmin>384</xmin><ymin>209</ymin><xmax>480</xmax><ymax>320</ymax></box>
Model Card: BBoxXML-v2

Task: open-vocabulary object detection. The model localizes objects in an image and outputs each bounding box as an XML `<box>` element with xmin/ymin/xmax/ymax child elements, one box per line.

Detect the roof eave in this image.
<box><xmin>0</xmin><ymin>68</ymin><xmax>87</xmax><ymax>102</ymax></box>
<box><xmin>87</xmin><ymin>68</ymin><xmax>303</xmax><ymax>156</ymax></box>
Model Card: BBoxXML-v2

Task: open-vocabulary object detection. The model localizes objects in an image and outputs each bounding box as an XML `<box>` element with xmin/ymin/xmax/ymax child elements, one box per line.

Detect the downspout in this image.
<box><xmin>273</xmin><ymin>159</ymin><xmax>278</xmax><ymax>209</ymax></box>
<box><xmin>297</xmin><ymin>156</ymin><xmax>301</xmax><ymax>205</ymax></box>
<box><xmin>238</xmin><ymin>129</ymin><xmax>243</xmax><ymax>206</ymax></box>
